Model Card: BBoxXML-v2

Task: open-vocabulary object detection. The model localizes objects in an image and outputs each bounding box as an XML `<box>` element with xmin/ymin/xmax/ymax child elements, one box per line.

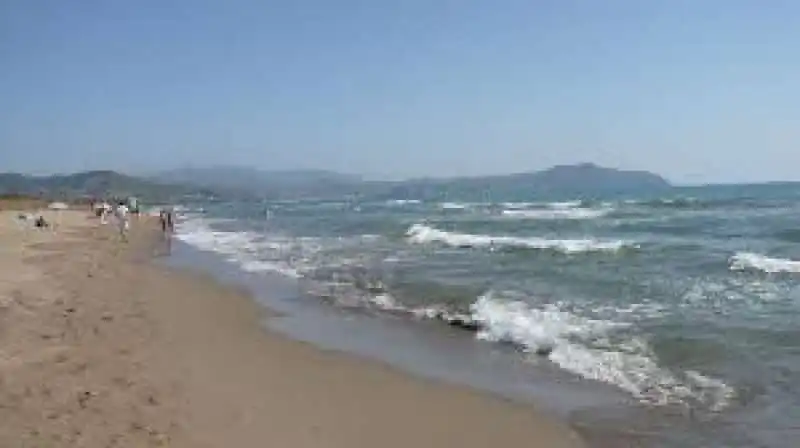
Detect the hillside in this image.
<box><xmin>371</xmin><ymin>163</ymin><xmax>672</xmax><ymax>201</ymax></box>
<box><xmin>152</xmin><ymin>167</ymin><xmax>363</xmax><ymax>199</ymax></box>
<box><xmin>4</xmin><ymin>164</ymin><xmax>670</xmax><ymax>203</ymax></box>
<box><xmin>0</xmin><ymin>170</ymin><xmax>203</xmax><ymax>202</ymax></box>
<box><xmin>153</xmin><ymin>163</ymin><xmax>670</xmax><ymax>201</ymax></box>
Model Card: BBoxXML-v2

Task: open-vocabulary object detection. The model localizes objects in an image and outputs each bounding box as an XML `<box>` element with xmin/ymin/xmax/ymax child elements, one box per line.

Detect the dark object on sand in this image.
<box><xmin>34</xmin><ymin>215</ymin><xmax>49</xmax><ymax>228</ymax></box>
<box><xmin>440</xmin><ymin>315</ymin><xmax>552</xmax><ymax>357</ymax></box>
<box><xmin>444</xmin><ymin>316</ymin><xmax>481</xmax><ymax>332</ymax></box>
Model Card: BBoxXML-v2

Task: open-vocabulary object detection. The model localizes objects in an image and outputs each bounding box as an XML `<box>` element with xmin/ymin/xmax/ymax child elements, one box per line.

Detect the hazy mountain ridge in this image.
<box><xmin>154</xmin><ymin>163</ymin><xmax>671</xmax><ymax>200</ymax></box>
<box><xmin>0</xmin><ymin>170</ymin><xmax>204</xmax><ymax>202</ymax></box>
<box><xmin>372</xmin><ymin>163</ymin><xmax>671</xmax><ymax>200</ymax></box>
<box><xmin>0</xmin><ymin>164</ymin><xmax>672</xmax><ymax>203</ymax></box>
<box><xmin>155</xmin><ymin>166</ymin><xmax>361</xmax><ymax>188</ymax></box>
<box><xmin>152</xmin><ymin>167</ymin><xmax>363</xmax><ymax>199</ymax></box>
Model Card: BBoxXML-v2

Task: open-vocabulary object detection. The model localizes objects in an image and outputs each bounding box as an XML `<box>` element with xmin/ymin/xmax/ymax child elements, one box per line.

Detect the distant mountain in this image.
<box><xmin>150</xmin><ymin>163</ymin><xmax>670</xmax><ymax>201</ymax></box>
<box><xmin>509</xmin><ymin>162</ymin><xmax>670</xmax><ymax>195</ymax></box>
<box><xmin>0</xmin><ymin>170</ymin><xmax>201</xmax><ymax>202</ymax></box>
<box><xmin>152</xmin><ymin>166</ymin><xmax>363</xmax><ymax>199</ymax></box>
<box><xmin>374</xmin><ymin>163</ymin><xmax>672</xmax><ymax>201</ymax></box>
<box><xmin>0</xmin><ymin>164</ymin><xmax>671</xmax><ymax>203</ymax></box>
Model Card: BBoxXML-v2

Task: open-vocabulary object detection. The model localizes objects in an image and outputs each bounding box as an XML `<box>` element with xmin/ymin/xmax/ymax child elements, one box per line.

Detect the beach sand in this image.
<box><xmin>0</xmin><ymin>208</ymin><xmax>587</xmax><ymax>447</ymax></box>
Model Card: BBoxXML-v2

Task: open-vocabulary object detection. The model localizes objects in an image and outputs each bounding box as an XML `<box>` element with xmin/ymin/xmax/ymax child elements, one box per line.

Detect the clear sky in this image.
<box><xmin>2</xmin><ymin>1</ymin><xmax>799</xmax><ymax>184</ymax></box>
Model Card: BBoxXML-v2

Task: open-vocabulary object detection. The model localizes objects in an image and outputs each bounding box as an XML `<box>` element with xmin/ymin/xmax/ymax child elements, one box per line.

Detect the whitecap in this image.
<box><xmin>175</xmin><ymin>217</ymin><xmax>305</xmax><ymax>278</ymax></box>
<box><xmin>440</xmin><ymin>202</ymin><xmax>471</xmax><ymax>210</ymax></box>
<box><xmin>730</xmin><ymin>252</ymin><xmax>800</xmax><ymax>273</ymax></box>
<box><xmin>469</xmin><ymin>293</ymin><xmax>734</xmax><ymax>410</ymax></box>
<box><xmin>501</xmin><ymin>207</ymin><xmax>610</xmax><ymax>220</ymax></box>
<box><xmin>405</xmin><ymin>223</ymin><xmax>635</xmax><ymax>254</ymax></box>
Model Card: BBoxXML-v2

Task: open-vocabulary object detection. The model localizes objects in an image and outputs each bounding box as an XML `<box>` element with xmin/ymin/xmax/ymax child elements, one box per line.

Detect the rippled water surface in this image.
<box><xmin>172</xmin><ymin>184</ymin><xmax>800</xmax><ymax>447</ymax></box>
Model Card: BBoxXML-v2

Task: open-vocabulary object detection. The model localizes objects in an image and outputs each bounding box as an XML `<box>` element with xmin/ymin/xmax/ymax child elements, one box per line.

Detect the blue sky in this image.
<box><xmin>1</xmin><ymin>1</ymin><xmax>799</xmax><ymax>184</ymax></box>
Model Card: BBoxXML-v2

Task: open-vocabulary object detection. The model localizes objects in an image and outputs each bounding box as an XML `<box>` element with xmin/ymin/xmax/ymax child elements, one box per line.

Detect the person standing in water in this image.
<box><xmin>159</xmin><ymin>207</ymin><xmax>175</xmax><ymax>234</ymax></box>
<box><xmin>157</xmin><ymin>206</ymin><xmax>175</xmax><ymax>255</ymax></box>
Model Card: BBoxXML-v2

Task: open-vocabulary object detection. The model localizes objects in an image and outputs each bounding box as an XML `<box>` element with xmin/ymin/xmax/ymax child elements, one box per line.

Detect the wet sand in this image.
<box><xmin>0</xmin><ymin>209</ymin><xmax>586</xmax><ymax>447</ymax></box>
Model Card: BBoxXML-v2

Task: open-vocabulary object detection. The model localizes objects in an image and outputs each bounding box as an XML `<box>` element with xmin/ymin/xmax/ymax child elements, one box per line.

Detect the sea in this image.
<box><xmin>168</xmin><ymin>183</ymin><xmax>800</xmax><ymax>447</ymax></box>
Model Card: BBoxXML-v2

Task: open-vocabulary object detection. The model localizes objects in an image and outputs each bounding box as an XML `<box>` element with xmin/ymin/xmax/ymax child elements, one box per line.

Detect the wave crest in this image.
<box><xmin>501</xmin><ymin>207</ymin><xmax>610</xmax><ymax>220</ymax></box>
<box><xmin>730</xmin><ymin>252</ymin><xmax>800</xmax><ymax>273</ymax></box>
<box><xmin>469</xmin><ymin>293</ymin><xmax>734</xmax><ymax>411</ymax></box>
<box><xmin>406</xmin><ymin>224</ymin><xmax>635</xmax><ymax>253</ymax></box>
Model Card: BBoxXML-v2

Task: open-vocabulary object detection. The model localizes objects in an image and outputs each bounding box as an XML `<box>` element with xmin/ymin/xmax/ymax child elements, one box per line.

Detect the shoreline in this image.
<box><xmin>0</xmin><ymin>209</ymin><xmax>589</xmax><ymax>447</ymax></box>
<box><xmin>165</xmin><ymin>239</ymin><xmax>655</xmax><ymax>447</ymax></box>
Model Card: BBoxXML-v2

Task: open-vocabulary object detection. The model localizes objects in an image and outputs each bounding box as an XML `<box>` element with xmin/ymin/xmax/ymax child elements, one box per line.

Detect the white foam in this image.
<box><xmin>175</xmin><ymin>215</ymin><xmax>386</xmax><ymax>281</ymax></box>
<box><xmin>730</xmin><ymin>252</ymin><xmax>800</xmax><ymax>273</ymax></box>
<box><xmin>240</xmin><ymin>260</ymin><xmax>301</xmax><ymax>278</ymax></box>
<box><xmin>440</xmin><ymin>202</ymin><xmax>470</xmax><ymax>210</ymax></box>
<box><xmin>368</xmin><ymin>293</ymin><xmax>404</xmax><ymax>311</ymax></box>
<box><xmin>406</xmin><ymin>223</ymin><xmax>635</xmax><ymax>253</ymax></box>
<box><xmin>501</xmin><ymin>202</ymin><xmax>537</xmax><ymax>209</ymax></box>
<box><xmin>684</xmin><ymin>370</ymin><xmax>736</xmax><ymax>412</ymax></box>
<box><xmin>548</xmin><ymin>200</ymin><xmax>583</xmax><ymax>209</ymax></box>
<box><xmin>175</xmin><ymin>217</ymin><xmax>303</xmax><ymax>278</ymax></box>
<box><xmin>501</xmin><ymin>207</ymin><xmax>610</xmax><ymax>220</ymax></box>
<box><xmin>590</xmin><ymin>302</ymin><xmax>670</xmax><ymax>320</ymax></box>
<box><xmin>470</xmin><ymin>295</ymin><xmax>619</xmax><ymax>350</ymax></box>
<box><xmin>469</xmin><ymin>293</ymin><xmax>734</xmax><ymax>410</ymax></box>
<box><xmin>496</xmin><ymin>200</ymin><xmax>612</xmax><ymax>220</ymax></box>
<box><xmin>302</xmin><ymin>284</ymin><xmax>734</xmax><ymax>411</ymax></box>
<box><xmin>386</xmin><ymin>199</ymin><xmax>421</xmax><ymax>206</ymax></box>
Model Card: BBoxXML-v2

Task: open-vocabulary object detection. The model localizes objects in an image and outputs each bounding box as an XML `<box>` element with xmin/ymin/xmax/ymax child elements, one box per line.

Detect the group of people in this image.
<box><xmin>159</xmin><ymin>207</ymin><xmax>175</xmax><ymax>234</ymax></box>
<box><xmin>92</xmin><ymin>200</ymin><xmax>133</xmax><ymax>239</ymax></box>
<box><xmin>90</xmin><ymin>198</ymin><xmax>176</xmax><ymax>241</ymax></box>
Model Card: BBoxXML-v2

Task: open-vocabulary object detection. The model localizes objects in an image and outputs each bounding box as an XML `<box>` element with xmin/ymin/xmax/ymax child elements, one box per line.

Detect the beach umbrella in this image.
<box><xmin>48</xmin><ymin>202</ymin><xmax>69</xmax><ymax>210</ymax></box>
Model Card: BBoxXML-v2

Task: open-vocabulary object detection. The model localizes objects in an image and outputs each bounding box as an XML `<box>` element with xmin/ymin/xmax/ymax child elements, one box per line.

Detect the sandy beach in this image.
<box><xmin>0</xmin><ymin>207</ymin><xmax>587</xmax><ymax>447</ymax></box>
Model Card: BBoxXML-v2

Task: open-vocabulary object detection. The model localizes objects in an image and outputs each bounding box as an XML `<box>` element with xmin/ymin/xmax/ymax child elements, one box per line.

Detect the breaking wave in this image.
<box><xmin>501</xmin><ymin>207</ymin><xmax>610</xmax><ymax>220</ymax></box>
<box><xmin>173</xmin><ymin>210</ymin><xmax>734</xmax><ymax>414</ymax></box>
<box><xmin>386</xmin><ymin>199</ymin><xmax>421</xmax><ymax>206</ymax></box>
<box><xmin>730</xmin><ymin>252</ymin><xmax>800</xmax><ymax>274</ymax></box>
<box><xmin>406</xmin><ymin>223</ymin><xmax>636</xmax><ymax>253</ymax></box>
<box><xmin>440</xmin><ymin>202</ymin><xmax>471</xmax><ymax>210</ymax></box>
<box><xmin>354</xmin><ymin>291</ymin><xmax>735</xmax><ymax>412</ymax></box>
<box><xmin>468</xmin><ymin>293</ymin><xmax>734</xmax><ymax>411</ymax></box>
<box><xmin>175</xmin><ymin>217</ymin><xmax>305</xmax><ymax>278</ymax></box>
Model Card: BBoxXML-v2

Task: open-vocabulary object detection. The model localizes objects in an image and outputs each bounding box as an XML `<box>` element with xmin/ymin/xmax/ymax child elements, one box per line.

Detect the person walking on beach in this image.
<box><xmin>115</xmin><ymin>201</ymin><xmax>130</xmax><ymax>241</ymax></box>
<box><xmin>157</xmin><ymin>206</ymin><xmax>175</xmax><ymax>255</ymax></box>
<box><xmin>99</xmin><ymin>202</ymin><xmax>112</xmax><ymax>224</ymax></box>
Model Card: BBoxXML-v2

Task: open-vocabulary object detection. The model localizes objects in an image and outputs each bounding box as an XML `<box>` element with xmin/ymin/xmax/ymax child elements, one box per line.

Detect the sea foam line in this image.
<box><xmin>406</xmin><ymin>223</ymin><xmax>636</xmax><ymax>253</ymax></box>
<box><xmin>500</xmin><ymin>207</ymin><xmax>610</xmax><ymax>220</ymax></box>
<box><xmin>730</xmin><ymin>252</ymin><xmax>800</xmax><ymax>274</ymax></box>
<box><xmin>374</xmin><ymin>292</ymin><xmax>734</xmax><ymax>412</ymax></box>
<box><xmin>174</xmin><ymin>216</ymin><xmax>304</xmax><ymax>278</ymax></box>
